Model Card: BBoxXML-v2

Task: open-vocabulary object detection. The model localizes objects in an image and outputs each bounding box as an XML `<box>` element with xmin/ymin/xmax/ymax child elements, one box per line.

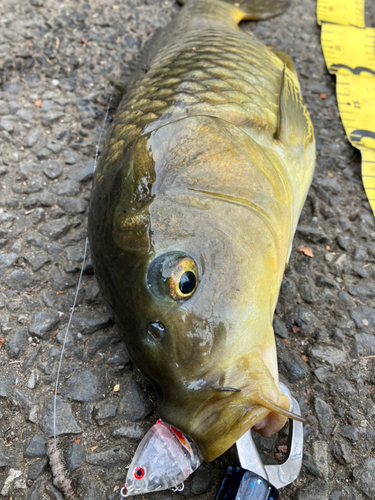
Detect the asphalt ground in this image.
<box><xmin>0</xmin><ymin>0</ymin><xmax>375</xmax><ymax>499</ymax></box>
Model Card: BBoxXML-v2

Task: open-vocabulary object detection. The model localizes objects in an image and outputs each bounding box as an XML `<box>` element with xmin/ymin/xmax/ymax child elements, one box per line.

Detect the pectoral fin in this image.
<box><xmin>273</xmin><ymin>50</ymin><xmax>297</xmax><ymax>76</ymax></box>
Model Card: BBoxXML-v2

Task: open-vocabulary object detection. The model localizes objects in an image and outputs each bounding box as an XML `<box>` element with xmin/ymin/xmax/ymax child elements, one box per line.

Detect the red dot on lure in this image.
<box><xmin>134</xmin><ymin>467</ymin><xmax>145</xmax><ymax>480</ymax></box>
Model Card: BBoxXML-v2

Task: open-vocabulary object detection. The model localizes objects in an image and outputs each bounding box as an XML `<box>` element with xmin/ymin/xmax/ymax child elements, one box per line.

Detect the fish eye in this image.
<box><xmin>147</xmin><ymin>252</ymin><xmax>199</xmax><ymax>301</ymax></box>
<box><xmin>169</xmin><ymin>258</ymin><xmax>198</xmax><ymax>300</ymax></box>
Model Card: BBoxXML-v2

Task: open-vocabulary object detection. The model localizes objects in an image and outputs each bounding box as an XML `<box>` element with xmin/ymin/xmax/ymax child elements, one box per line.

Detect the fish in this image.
<box><xmin>88</xmin><ymin>0</ymin><xmax>315</xmax><ymax>485</ymax></box>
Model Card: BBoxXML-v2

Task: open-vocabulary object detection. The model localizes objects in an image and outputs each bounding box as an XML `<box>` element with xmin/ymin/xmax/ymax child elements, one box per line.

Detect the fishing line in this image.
<box><xmin>52</xmin><ymin>89</ymin><xmax>114</xmax><ymax>453</ymax></box>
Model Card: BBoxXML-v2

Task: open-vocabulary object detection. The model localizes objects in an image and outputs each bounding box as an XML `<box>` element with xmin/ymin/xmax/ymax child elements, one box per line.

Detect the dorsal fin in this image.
<box><xmin>275</xmin><ymin>65</ymin><xmax>314</xmax><ymax>146</ymax></box>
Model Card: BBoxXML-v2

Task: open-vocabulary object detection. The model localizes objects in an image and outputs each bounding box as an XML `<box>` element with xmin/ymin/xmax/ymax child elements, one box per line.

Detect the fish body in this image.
<box><xmin>88</xmin><ymin>0</ymin><xmax>315</xmax><ymax>462</ymax></box>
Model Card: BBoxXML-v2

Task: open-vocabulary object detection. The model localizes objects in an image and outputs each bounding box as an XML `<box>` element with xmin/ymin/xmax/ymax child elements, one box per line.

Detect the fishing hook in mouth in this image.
<box><xmin>216</xmin><ymin>387</ymin><xmax>242</xmax><ymax>393</ymax></box>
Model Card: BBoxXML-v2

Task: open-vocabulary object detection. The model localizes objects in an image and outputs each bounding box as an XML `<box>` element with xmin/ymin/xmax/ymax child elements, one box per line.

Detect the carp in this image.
<box><xmin>88</xmin><ymin>0</ymin><xmax>315</xmax><ymax>480</ymax></box>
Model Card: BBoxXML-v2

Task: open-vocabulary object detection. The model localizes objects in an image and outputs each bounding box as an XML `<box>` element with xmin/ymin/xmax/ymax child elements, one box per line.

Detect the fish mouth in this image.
<box><xmin>159</xmin><ymin>352</ymin><xmax>307</xmax><ymax>461</ymax></box>
<box><xmin>188</xmin><ymin>386</ymin><xmax>293</xmax><ymax>461</ymax></box>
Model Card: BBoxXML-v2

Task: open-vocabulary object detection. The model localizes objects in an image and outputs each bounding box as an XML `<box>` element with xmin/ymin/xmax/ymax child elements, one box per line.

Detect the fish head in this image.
<box><xmin>89</xmin><ymin>116</ymin><xmax>298</xmax><ymax>461</ymax></box>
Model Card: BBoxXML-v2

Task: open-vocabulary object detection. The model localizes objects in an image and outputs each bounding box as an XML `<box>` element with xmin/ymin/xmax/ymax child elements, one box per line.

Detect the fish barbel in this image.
<box><xmin>88</xmin><ymin>0</ymin><xmax>315</xmax><ymax>464</ymax></box>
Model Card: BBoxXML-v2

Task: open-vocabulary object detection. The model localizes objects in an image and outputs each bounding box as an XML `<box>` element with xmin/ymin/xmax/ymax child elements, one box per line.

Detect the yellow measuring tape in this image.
<box><xmin>317</xmin><ymin>0</ymin><xmax>375</xmax><ymax>215</ymax></box>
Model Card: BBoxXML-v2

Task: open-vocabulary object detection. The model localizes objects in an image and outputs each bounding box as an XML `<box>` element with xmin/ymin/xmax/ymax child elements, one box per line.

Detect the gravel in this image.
<box><xmin>0</xmin><ymin>0</ymin><xmax>374</xmax><ymax>498</ymax></box>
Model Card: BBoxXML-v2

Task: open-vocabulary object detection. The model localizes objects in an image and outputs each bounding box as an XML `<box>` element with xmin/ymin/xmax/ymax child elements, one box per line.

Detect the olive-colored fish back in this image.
<box><xmin>97</xmin><ymin>5</ymin><xmax>288</xmax><ymax>183</ymax></box>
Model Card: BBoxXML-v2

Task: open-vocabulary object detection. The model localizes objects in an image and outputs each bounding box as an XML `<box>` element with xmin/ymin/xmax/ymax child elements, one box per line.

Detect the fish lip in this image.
<box><xmin>174</xmin><ymin>380</ymin><xmax>291</xmax><ymax>461</ymax></box>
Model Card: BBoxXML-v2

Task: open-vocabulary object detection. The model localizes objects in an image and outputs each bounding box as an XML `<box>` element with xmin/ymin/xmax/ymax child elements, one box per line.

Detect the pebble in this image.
<box><xmin>7</xmin><ymin>327</ymin><xmax>28</xmax><ymax>358</ymax></box>
<box><xmin>350</xmin><ymin>305</ymin><xmax>375</xmax><ymax>330</ymax></box>
<box><xmin>17</xmin><ymin>108</ymin><xmax>35</xmax><ymax>122</ymax></box>
<box><xmin>45</xmin><ymin>482</ymin><xmax>65</xmax><ymax>500</ymax></box>
<box><xmin>3</xmin><ymin>269</ymin><xmax>35</xmax><ymax>291</ymax></box>
<box><xmin>339</xmin><ymin>425</ymin><xmax>359</xmax><ymax>443</ymax></box>
<box><xmin>86</xmin><ymin>445</ymin><xmax>129</xmax><ymax>467</ymax></box>
<box><xmin>309</xmin><ymin>345</ymin><xmax>347</xmax><ymax>367</ymax></box>
<box><xmin>273</xmin><ymin>317</ymin><xmax>288</xmax><ymax>338</ymax></box>
<box><xmin>189</xmin><ymin>463</ymin><xmax>215</xmax><ymax>495</ymax></box>
<box><xmin>0</xmin><ymin>370</ymin><xmax>17</xmax><ymax>398</ymax></box>
<box><xmin>80</xmin><ymin>473</ymin><xmax>107</xmax><ymax>500</ymax></box>
<box><xmin>58</xmin><ymin>197</ymin><xmax>88</xmax><ymax>215</ymax></box>
<box><xmin>37</xmin><ymin>148</ymin><xmax>52</xmax><ymax>161</ymax></box>
<box><xmin>112</xmin><ymin>422</ymin><xmax>148</xmax><ymax>439</ymax></box>
<box><xmin>26</xmin><ymin>72</ymin><xmax>41</xmax><ymax>87</ymax></box>
<box><xmin>27</xmin><ymin>129</ymin><xmax>42</xmax><ymax>147</ymax></box>
<box><xmin>94</xmin><ymin>402</ymin><xmax>117</xmax><ymax>423</ymax></box>
<box><xmin>314</xmin><ymin>366</ymin><xmax>331</xmax><ymax>382</ymax></box>
<box><xmin>0</xmin><ymin>252</ymin><xmax>18</xmax><ymax>268</ymax></box>
<box><xmin>326</xmin><ymin>376</ymin><xmax>355</xmax><ymax>398</ymax></box>
<box><xmin>0</xmin><ymin>119</ymin><xmax>14</xmax><ymax>133</ymax></box>
<box><xmin>41</xmin><ymin>159</ymin><xmax>64</xmax><ymax>179</ymax></box>
<box><xmin>331</xmin><ymin>439</ymin><xmax>353</xmax><ymax>465</ymax></box>
<box><xmin>9</xmin><ymin>101</ymin><xmax>21</xmax><ymax>114</ymax></box>
<box><xmin>41</xmin><ymin>109</ymin><xmax>64</xmax><ymax>126</ymax></box>
<box><xmin>314</xmin><ymin>397</ymin><xmax>334</xmax><ymax>436</ymax></box>
<box><xmin>27</xmin><ymin>457</ymin><xmax>49</xmax><ymax>480</ymax></box>
<box><xmin>3</xmin><ymin>82</ymin><xmax>23</xmax><ymax>95</ymax></box>
<box><xmin>39</xmin><ymin>217</ymin><xmax>71</xmax><ymax>239</ymax></box>
<box><xmin>66</xmin><ymin>159</ymin><xmax>95</xmax><ymax>182</ymax></box>
<box><xmin>27</xmin><ymin>479</ymin><xmax>44</xmax><ymax>500</ymax></box>
<box><xmin>24</xmin><ymin>434</ymin><xmax>47</xmax><ymax>457</ymax></box>
<box><xmin>38</xmin><ymin>191</ymin><xmax>56</xmax><ymax>207</ymax></box>
<box><xmin>23</xmin><ymin>344</ymin><xmax>41</xmax><ymax>371</ymax></box>
<box><xmin>296</xmin><ymin>224</ymin><xmax>328</xmax><ymax>244</ymax></box>
<box><xmin>348</xmin><ymin>285</ymin><xmax>375</xmax><ymax>301</ymax></box>
<box><xmin>61</xmin><ymin>369</ymin><xmax>106</xmax><ymax>402</ymax></box>
<box><xmin>65</xmin><ymin>441</ymin><xmax>86</xmax><ymax>471</ymax></box>
<box><xmin>353</xmin><ymin>457</ymin><xmax>375</xmax><ymax>495</ymax></box>
<box><xmin>118</xmin><ymin>379</ymin><xmax>153</xmax><ymax>421</ymax></box>
<box><xmin>278</xmin><ymin>354</ymin><xmax>307</xmax><ymax>382</ymax></box>
<box><xmin>0</xmin><ymin>100</ymin><xmax>9</xmax><ymax>114</ymax></box>
<box><xmin>297</xmin><ymin>479</ymin><xmax>328</xmax><ymax>500</ymax></box>
<box><xmin>72</xmin><ymin>311</ymin><xmax>111</xmax><ymax>334</ymax></box>
<box><xmin>27</xmin><ymin>370</ymin><xmax>38</xmax><ymax>389</ymax></box>
<box><xmin>312</xmin><ymin>440</ymin><xmax>329</xmax><ymax>479</ymax></box>
<box><xmin>351</xmin><ymin>263</ymin><xmax>370</xmax><ymax>279</ymax></box>
<box><xmin>63</xmin><ymin>150</ymin><xmax>80</xmax><ymax>165</ymax></box>
<box><xmin>24</xmin><ymin>252</ymin><xmax>51</xmax><ymax>271</ymax></box>
<box><xmin>29</xmin><ymin>311</ymin><xmax>60</xmax><ymax>339</ymax></box>
<box><xmin>51</xmin><ymin>274</ymin><xmax>77</xmax><ymax>291</ymax></box>
<box><xmin>52</xmin><ymin>180</ymin><xmax>81</xmax><ymax>196</ymax></box>
<box><xmin>107</xmin><ymin>342</ymin><xmax>130</xmax><ymax>367</ymax></box>
<box><xmin>0</xmin><ymin>469</ymin><xmax>23</xmax><ymax>497</ymax></box>
<box><xmin>13</xmin><ymin>389</ymin><xmax>34</xmax><ymax>411</ymax></box>
<box><xmin>354</xmin><ymin>333</ymin><xmax>375</xmax><ymax>356</ymax></box>
<box><xmin>296</xmin><ymin>307</ymin><xmax>319</xmax><ymax>335</ymax></box>
<box><xmin>50</xmin><ymin>206</ymin><xmax>66</xmax><ymax>219</ymax></box>
<box><xmin>39</xmin><ymin>397</ymin><xmax>81</xmax><ymax>436</ymax></box>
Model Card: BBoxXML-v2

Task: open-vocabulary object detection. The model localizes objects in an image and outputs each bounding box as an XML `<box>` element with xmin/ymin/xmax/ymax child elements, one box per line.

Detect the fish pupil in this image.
<box><xmin>179</xmin><ymin>271</ymin><xmax>196</xmax><ymax>295</ymax></box>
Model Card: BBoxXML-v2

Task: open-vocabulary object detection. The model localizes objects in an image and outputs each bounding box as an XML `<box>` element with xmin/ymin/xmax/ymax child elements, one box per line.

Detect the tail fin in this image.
<box><xmin>178</xmin><ymin>0</ymin><xmax>290</xmax><ymax>21</ymax></box>
<box><xmin>233</xmin><ymin>0</ymin><xmax>290</xmax><ymax>20</ymax></box>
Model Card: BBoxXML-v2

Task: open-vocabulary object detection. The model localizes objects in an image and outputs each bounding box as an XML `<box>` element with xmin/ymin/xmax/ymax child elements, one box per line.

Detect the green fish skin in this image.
<box><xmin>88</xmin><ymin>0</ymin><xmax>315</xmax><ymax>462</ymax></box>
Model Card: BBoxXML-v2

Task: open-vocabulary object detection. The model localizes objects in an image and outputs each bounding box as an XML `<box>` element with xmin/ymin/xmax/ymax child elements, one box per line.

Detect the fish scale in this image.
<box><xmin>100</xmin><ymin>30</ymin><xmax>284</xmax><ymax>173</ymax></box>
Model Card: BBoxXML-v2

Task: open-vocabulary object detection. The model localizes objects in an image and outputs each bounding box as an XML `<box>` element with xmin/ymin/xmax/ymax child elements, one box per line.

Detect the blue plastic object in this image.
<box><xmin>215</xmin><ymin>466</ymin><xmax>279</xmax><ymax>500</ymax></box>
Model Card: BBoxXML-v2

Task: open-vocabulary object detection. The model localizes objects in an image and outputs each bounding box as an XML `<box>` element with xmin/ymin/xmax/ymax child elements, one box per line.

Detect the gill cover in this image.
<box><xmin>123</xmin><ymin>421</ymin><xmax>202</xmax><ymax>496</ymax></box>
